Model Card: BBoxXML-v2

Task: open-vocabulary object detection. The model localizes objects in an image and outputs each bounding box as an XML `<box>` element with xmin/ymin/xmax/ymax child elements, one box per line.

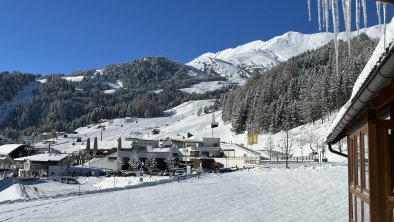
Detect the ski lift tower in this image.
<box><xmin>211</xmin><ymin>112</ymin><xmax>219</xmax><ymax>138</ymax></box>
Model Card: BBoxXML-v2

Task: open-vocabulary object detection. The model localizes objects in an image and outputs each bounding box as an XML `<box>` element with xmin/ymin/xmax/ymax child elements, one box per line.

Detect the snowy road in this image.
<box><xmin>0</xmin><ymin>165</ymin><xmax>348</xmax><ymax>222</ymax></box>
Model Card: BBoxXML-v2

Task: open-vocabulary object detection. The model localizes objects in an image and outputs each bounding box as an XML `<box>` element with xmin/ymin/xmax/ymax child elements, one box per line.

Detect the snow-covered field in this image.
<box><xmin>179</xmin><ymin>81</ymin><xmax>228</xmax><ymax>94</ymax></box>
<box><xmin>0</xmin><ymin>175</ymin><xmax>168</xmax><ymax>203</ymax></box>
<box><xmin>0</xmin><ymin>97</ymin><xmax>350</xmax><ymax>221</ymax></box>
<box><xmin>0</xmin><ymin>164</ymin><xmax>348</xmax><ymax>222</ymax></box>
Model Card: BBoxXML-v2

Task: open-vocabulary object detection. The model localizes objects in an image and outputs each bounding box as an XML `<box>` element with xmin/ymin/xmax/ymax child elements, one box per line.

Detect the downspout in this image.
<box><xmin>328</xmin><ymin>143</ymin><xmax>348</xmax><ymax>158</ymax></box>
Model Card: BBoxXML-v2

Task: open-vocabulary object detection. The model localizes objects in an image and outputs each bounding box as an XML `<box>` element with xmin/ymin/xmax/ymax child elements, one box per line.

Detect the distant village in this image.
<box><xmin>0</xmin><ymin>127</ymin><xmax>269</xmax><ymax>178</ymax></box>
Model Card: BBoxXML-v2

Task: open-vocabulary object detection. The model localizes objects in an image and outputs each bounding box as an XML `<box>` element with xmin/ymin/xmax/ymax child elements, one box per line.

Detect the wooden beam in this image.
<box><xmin>368</xmin><ymin>120</ymin><xmax>383</xmax><ymax>222</ymax></box>
<box><xmin>391</xmin><ymin>101</ymin><xmax>394</xmax><ymax>120</ymax></box>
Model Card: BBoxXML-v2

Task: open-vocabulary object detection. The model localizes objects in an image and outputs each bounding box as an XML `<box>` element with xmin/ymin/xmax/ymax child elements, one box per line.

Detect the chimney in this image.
<box><xmin>117</xmin><ymin>137</ymin><xmax>122</xmax><ymax>152</ymax></box>
<box><xmin>86</xmin><ymin>138</ymin><xmax>91</xmax><ymax>154</ymax></box>
<box><xmin>93</xmin><ymin>137</ymin><xmax>98</xmax><ymax>157</ymax></box>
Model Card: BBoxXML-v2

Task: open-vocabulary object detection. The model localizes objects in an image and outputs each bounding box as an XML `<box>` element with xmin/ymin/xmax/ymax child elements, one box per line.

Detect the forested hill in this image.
<box><xmin>0</xmin><ymin>72</ymin><xmax>37</xmax><ymax>105</ymax></box>
<box><xmin>221</xmin><ymin>33</ymin><xmax>378</xmax><ymax>134</ymax></box>
<box><xmin>0</xmin><ymin>57</ymin><xmax>227</xmax><ymax>136</ymax></box>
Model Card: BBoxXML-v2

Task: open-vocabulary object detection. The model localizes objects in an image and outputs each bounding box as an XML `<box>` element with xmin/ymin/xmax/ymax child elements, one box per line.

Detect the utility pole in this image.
<box><xmin>286</xmin><ymin>129</ymin><xmax>289</xmax><ymax>169</ymax></box>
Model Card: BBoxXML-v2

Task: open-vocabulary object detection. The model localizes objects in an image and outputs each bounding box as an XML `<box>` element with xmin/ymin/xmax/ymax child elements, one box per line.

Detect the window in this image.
<box><xmin>357</xmin><ymin>198</ymin><xmax>362</xmax><ymax>222</ymax></box>
<box><xmin>348</xmin><ymin>128</ymin><xmax>370</xmax><ymax>222</ymax></box>
<box><xmin>364</xmin><ymin>202</ymin><xmax>370</xmax><ymax>222</ymax></box>
<box><xmin>363</xmin><ymin>132</ymin><xmax>369</xmax><ymax>191</ymax></box>
<box><xmin>389</xmin><ymin>129</ymin><xmax>394</xmax><ymax>195</ymax></box>
<box><xmin>356</xmin><ymin>136</ymin><xmax>361</xmax><ymax>188</ymax></box>
<box><xmin>353</xmin><ymin>195</ymin><xmax>357</xmax><ymax>221</ymax></box>
<box><xmin>349</xmin><ymin>138</ymin><xmax>354</xmax><ymax>185</ymax></box>
<box><xmin>202</xmin><ymin>151</ymin><xmax>209</xmax><ymax>157</ymax></box>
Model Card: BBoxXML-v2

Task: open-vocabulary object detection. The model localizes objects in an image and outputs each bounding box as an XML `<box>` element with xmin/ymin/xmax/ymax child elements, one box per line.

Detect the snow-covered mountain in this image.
<box><xmin>187</xmin><ymin>25</ymin><xmax>383</xmax><ymax>85</ymax></box>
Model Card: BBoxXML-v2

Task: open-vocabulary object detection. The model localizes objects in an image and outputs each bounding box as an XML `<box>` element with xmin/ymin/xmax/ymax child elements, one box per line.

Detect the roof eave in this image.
<box><xmin>327</xmin><ymin>43</ymin><xmax>394</xmax><ymax>145</ymax></box>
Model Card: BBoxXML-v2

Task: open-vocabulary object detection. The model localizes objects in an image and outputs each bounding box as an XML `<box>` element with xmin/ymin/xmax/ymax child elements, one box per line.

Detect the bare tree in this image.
<box><xmin>197</xmin><ymin>107</ymin><xmax>203</xmax><ymax>116</ymax></box>
<box><xmin>311</xmin><ymin>136</ymin><xmax>323</xmax><ymax>160</ymax></box>
<box><xmin>128</xmin><ymin>151</ymin><xmax>140</xmax><ymax>173</ymax></box>
<box><xmin>337</xmin><ymin>138</ymin><xmax>347</xmax><ymax>153</ymax></box>
<box><xmin>265</xmin><ymin>136</ymin><xmax>274</xmax><ymax>161</ymax></box>
<box><xmin>146</xmin><ymin>153</ymin><xmax>157</xmax><ymax>172</ymax></box>
<box><xmin>314</xmin><ymin>137</ymin><xmax>326</xmax><ymax>161</ymax></box>
<box><xmin>305</xmin><ymin>128</ymin><xmax>318</xmax><ymax>155</ymax></box>
<box><xmin>279</xmin><ymin>130</ymin><xmax>295</xmax><ymax>169</ymax></box>
<box><xmin>296</xmin><ymin>136</ymin><xmax>308</xmax><ymax>161</ymax></box>
<box><xmin>165</xmin><ymin>152</ymin><xmax>174</xmax><ymax>171</ymax></box>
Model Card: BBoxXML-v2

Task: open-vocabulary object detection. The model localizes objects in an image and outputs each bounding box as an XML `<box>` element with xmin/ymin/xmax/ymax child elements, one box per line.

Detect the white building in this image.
<box><xmin>169</xmin><ymin>137</ymin><xmax>261</xmax><ymax>169</ymax></box>
<box><xmin>15</xmin><ymin>153</ymin><xmax>70</xmax><ymax>177</ymax></box>
<box><xmin>86</xmin><ymin>137</ymin><xmax>262</xmax><ymax>171</ymax></box>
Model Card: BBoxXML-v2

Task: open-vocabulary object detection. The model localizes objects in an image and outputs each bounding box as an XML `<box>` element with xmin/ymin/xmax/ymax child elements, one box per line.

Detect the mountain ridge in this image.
<box><xmin>187</xmin><ymin>25</ymin><xmax>384</xmax><ymax>85</ymax></box>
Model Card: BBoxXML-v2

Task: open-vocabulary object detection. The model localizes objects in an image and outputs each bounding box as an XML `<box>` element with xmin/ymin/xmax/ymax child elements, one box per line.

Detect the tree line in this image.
<box><xmin>0</xmin><ymin>56</ymin><xmax>230</xmax><ymax>136</ymax></box>
<box><xmin>221</xmin><ymin>34</ymin><xmax>377</xmax><ymax>134</ymax></box>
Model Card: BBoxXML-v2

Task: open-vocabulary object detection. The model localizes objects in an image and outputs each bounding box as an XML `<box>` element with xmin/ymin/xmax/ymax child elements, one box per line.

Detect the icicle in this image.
<box><xmin>308</xmin><ymin>0</ymin><xmax>312</xmax><ymax>22</ymax></box>
<box><xmin>361</xmin><ymin>0</ymin><xmax>367</xmax><ymax>30</ymax></box>
<box><xmin>342</xmin><ymin>0</ymin><xmax>347</xmax><ymax>24</ymax></box>
<box><xmin>322</xmin><ymin>0</ymin><xmax>326</xmax><ymax>30</ymax></box>
<box><xmin>324</xmin><ymin>0</ymin><xmax>330</xmax><ymax>32</ymax></box>
<box><xmin>338</xmin><ymin>0</ymin><xmax>351</xmax><ymax>55</ymax></box>
<box><xmin>383</xmin><ymin>3</ymin><xmax>387</xmax><ymax>48</ymax></box>
<box><xmin>356</xmin><ymin>0</ymin><xmax>360</xmax><ymax>36</ymax></box>
<box><xmin>332</xmin><ymin>0</ymin><xmax>339</xmax><ymax>76</ymax></box>
<box><xmin>346</xmin><ymin>0</ymin><xmax>352</xmax><ymax>56</ymax></box>
<box><xmin>376</xmin><ymin>2</ymin><xmax>382</xmax><ymax>26</ymax></box>
<box><xmin>318</xmin><ymin>0</ymin><xmax>322</xmax><ymax>31</ymax></box>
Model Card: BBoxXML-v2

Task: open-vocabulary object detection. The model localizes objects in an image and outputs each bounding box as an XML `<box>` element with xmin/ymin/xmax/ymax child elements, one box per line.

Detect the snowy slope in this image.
<box><xmin>187</xmin><ymin>25</ymin><xmax>383</xmax><ymax>85</ymax></box>
<box><xmin>0</xmin><ymin>81</ymin><xmax>39</xmax><ymax>125</ymax></box>
<box><xmin>0</xmin><ymin>165</ymin><xmax>348</xmax><ymax>222</ymax></box>
<box><xmin>179</xmin><ymin>81</ymin><xmax>228</xmax><ymax>94</ymax></box>
<box><xmin>49</xmin><ymin>100</ymin><xmax>345</xmax><ymax>163</ymax></box>
<box><xmin>40</xmin><ymin>74</ymin><xmax>124</xmax><ymax>95</ymax></box>
<box><xmin>63</xmin><ymin>76</ymin><xmax>85</xmax><ymax>82</ymax></box>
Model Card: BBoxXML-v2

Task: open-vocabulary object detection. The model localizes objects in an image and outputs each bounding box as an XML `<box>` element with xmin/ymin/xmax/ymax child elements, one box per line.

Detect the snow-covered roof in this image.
<box><xmin>0</xmin><ymin>144</ymin><xmax>27</xmax><ymax>155</ymax></box>
<box><xmin>15</xmin><ymin>153</ymin><xmax>70</xmax><ymax>162</ymax></box>
<box><xmin>169</xmin><ymin>137</ymin><xmax>203</xmax><ymax>143</ymax></box>
<box><xmin>327</xmin><ymin>17</ymin><xmax>394</xmax><ymax>144</ymax></box>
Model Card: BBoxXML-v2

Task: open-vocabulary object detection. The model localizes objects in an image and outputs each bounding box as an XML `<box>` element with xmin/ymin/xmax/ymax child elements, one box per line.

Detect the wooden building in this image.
<box><xmin>0</xmin><ymin>144</ymin><xmax>35</xmax><ymax>170</ymax></box>
<box><xmin>326</xmin><ymin>36</ymin><xmax>394</xmax><ymax>220</ymax></box>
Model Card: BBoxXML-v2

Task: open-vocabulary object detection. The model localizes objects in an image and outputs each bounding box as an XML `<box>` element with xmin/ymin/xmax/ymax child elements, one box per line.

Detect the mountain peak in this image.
<box><xmin>187</xmin><ymin>25</ymin><xmax>383</xmax><ymax>85</ymax></box>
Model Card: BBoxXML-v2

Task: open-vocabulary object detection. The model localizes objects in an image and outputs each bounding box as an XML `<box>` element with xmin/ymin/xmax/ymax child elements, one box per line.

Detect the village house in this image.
<box><xmin>0</xmin><ymin>144</ymin><xmax>35</xmax><ymax>170</ymax></box>
<box><xmin>15</xmin><ymin>153</ymin><xmax>70</xmax><ymax>177</ymax></box>
<box><xmin>88</xmin><ymin>136</ymin><xmax>261</xmax><ymax>171</ymax></box>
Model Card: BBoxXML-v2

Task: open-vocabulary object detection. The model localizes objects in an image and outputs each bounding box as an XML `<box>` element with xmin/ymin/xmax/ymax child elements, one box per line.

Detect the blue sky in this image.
<box><xmin>0</xmin><ymin>0</ymin><xmax>393</xmax><ymax>74</ymax></box>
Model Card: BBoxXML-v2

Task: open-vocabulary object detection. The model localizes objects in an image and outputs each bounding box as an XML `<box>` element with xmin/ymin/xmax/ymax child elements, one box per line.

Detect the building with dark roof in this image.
<box><xmin>0</xmin><ymin>144</ymin><xmax>34</xmax><ymax>170</ymax></box>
